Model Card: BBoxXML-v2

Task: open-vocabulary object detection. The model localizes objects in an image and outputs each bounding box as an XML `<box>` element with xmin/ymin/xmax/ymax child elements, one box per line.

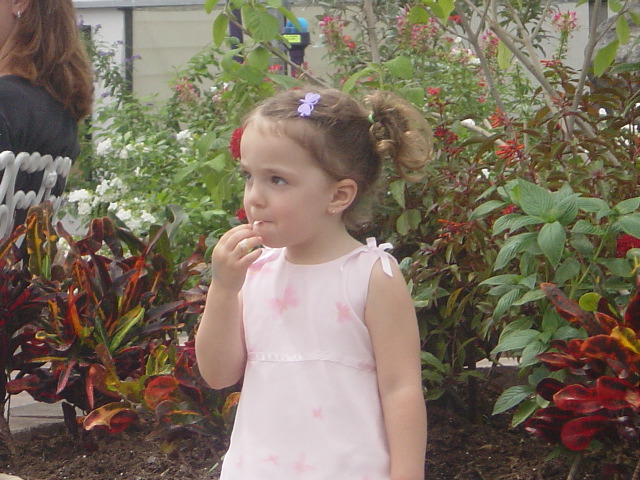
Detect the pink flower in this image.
<box><xmin>552</xmin><ymin>10</ymin><xmax>578</xmax><ymax>35</ymax></box>
<box><xmin>427</xmin><ymin>87</ymin><xmax>441</xmax><ymax>96</ymax></box>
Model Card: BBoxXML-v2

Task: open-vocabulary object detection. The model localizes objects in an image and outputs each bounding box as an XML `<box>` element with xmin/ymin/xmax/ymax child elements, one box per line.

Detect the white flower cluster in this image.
<box><xmin>65</xmin><ymin>176</ymin><xmax>157</xmax><ymax>234</ymax></box>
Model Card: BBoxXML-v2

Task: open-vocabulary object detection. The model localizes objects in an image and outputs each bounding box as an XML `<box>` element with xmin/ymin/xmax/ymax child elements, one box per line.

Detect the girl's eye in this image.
<box><xmin>241</xmin><ymin>170</ymin><xmax>252</xmax><ymax>182</ymax></box>
<box><xmin>272</xmin><ymin>176</ymin><xmax>287</xmax><ymax>185</ymax></box>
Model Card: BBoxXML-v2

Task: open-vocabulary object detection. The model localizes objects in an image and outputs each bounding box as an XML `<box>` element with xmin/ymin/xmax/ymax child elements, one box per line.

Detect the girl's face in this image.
<box><xmin>240</xmin><ymin>119</ymin><xmax>340</xmax><ymax>255</ymax></box>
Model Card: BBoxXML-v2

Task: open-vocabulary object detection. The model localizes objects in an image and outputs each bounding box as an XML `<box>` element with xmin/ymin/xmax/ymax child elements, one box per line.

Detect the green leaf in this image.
<box><xmin>408</xmin><ymin>5</ymin><xmax>430</xmax><ymax>23</ymax></box>
<box><xmin>421</xmin><ymin>351</ymin><xmax>447</xmax><ymax>372</ymax></box>
<box><xmin>407</xmin><ymin>209</ymin><xmax>421</xmax><ymax>230</ymax></box>
<box><xmin>389</xmin><ymin>180</ymin><xmax>406</xmax><ymax>208</ymax></box>
<box><xmin>242</xmin><ymin>6</ymin><xmax>280</xmax><ymax>42</ymax></box>
<box><xmin>342</xmin><ymin>67</ymin><xmax>376</xmax><ymax>93</ymax></box>
<box><xmin>492</xmin><ymin>329</ymin><xmax>540</xmax><ymax>354</ymax></box>
<box><xmin>499</xmin><ymin>317</ymin><xmax>533</xmax><ymax>343</ymax></box>
<box><xmin>110</xmin><ymin>306</ymin><xmax>145</xmax><ymax>353</ymax></box>
<box><xmin>572</xmin><ymin>219</ymin><xmax>604</xmax><ymax>235</ymax></box>
<box><xmin>513</xmin><ymin>289</ymin><xmax>546</xmax><ymax>306</ymax></box>
<box><xmin>616</xmin><ymin>15</ymin><xmax>631</xmax><ymax>44</ymax></box>
<box><xmin>480</xmin><ymin>274</ymin><xmax>520</xmax><ymax>286</ymax></box>
<box><xmin>470</xmin><ymin>200</ymin><xmax>506</xmax><ymax>221</ymax></box>
<box><xmin>492</xmin><ymin>385</ymin><xmax>535</xmax><ymax>415</ymax></box>
<box><xmin>614</xmin><ymin>197</ymin><xmax>640</xmax><ymax>214</ymax></box>
<box><xmin>497</xmin><ymin>40</ymin><xmax>512</xmax><ymax>70</ymax></box>
<box><xmin>538</xmin><ymin>221</ymin><xmax>565</xmax><ymax>268</ymax></box>
<box><xmin>398</xmin><ymin>87</ymin><xmax>425</xmax><ymax>107</ymax></box>
<box><xmin>493</xmin><ymin>288</ymin><xmax>522</xmax><ymax>320</ymax></box>
<box><xmin>494</xmin><ymin>232</ymin><xmax>538</xmax><ymax>270</ymax></box>
<box><xmin>428</xmin><ymin>0</ymin><xmax>455</xmax><ymax>21</ymax></box>
<box><xmin>511</xmin><ymin>397</ymin><xmax>538</xmax><ymax>427</ymax></box>
<box><xmin>212</xmin><ymin>13</ymin><xmax>229</xmax><ymax>47</ymax></box>
<box><xmin>579</xmin><ymin>292</ymin><xmax>601</xmax><ymax>312</ymax></box>
<box><xmin>554</xmin><ymin>257</ymin><xmax>581</xmax><ymax>285</ymax></box>
<box><xmin>517</xmin><ymin>180</ymin><xmax>554</xmax><ymax>219</ymax></box>
<box><xmin>599</xmin><ymin>258</ymin><xmax>633</xmax><ymax>277</ymax></box>
<box><xmin>493</xmin><ymin>214</ymin><xmax>543</xmax><ymax>235</ymax></box>
<box><xmin>593</xmin><ymin>39</ymin><xmax>619</xmax><ymax>77</ymax></box>
<box><xmin>577</xmin><ymin>197</ymin><xmax>609</xmax><ymax>213</ymax></box>
<box><xmin>616</xmin><ymin>213</ymin><xmax>640</xmax><ymax>238</ymax></box>
<box><xmin>397</xmin><ymin>211</ymin><xmax>410</xmax><ymax>235</ymax></box>
<box><xmin>383</xmin><ymin>56</ymin><xmax>414</xmax><ymax>80</ymax></box>
<box><xmin>609</xmin><ymin>0</ymin><xmax>623</xmax><ymax>13</ymax></box>
<box><xmin>521</xmin><ymin>340</ymin><xmax>546</xmax><ymax>367</ymax></box>
<box><xmin>571</xmin><ymin>233</ymin><xmax>595</xmax><ymax>255</ymax></box>
<box><xmin>246</xmin><ymin>46</ymin><xmax>271</xmax><ymax>70</ymax></box>
<box><xmin>204</xmin><ymin>0</ymin><xmax>217</xmax><ymax>14</ymax></box>
<box><xmin>552</xmin><ymin>194</ymin><xmax>579</xmax><ymax>225</ymax></box>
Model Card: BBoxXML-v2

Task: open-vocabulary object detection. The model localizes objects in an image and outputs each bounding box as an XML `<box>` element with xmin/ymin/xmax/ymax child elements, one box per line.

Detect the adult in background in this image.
<box><xmin>0</xmin><ymin>0</ymin><xmax>93</xmax><ymax>231</ymax></box>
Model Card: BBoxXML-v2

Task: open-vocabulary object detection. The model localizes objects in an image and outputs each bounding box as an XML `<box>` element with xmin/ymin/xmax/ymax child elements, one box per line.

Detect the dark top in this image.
<box><xmin>0</xmin><ymin>75</ymin><xmax>80</xmax><ymax>228</ymax></box>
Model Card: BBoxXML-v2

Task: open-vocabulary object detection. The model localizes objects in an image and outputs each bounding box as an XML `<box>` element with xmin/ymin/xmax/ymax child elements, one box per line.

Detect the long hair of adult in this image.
<box><xmin>0</xmin><ymin>0</ymin><xmax>94</xmax><ymax>121</ymax></box>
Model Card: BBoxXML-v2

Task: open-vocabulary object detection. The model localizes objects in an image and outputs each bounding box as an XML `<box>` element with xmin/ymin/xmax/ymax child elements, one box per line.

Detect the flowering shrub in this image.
<box><xmin>65</xmin><ymin>31</ymin><xmax>283</xmax><ymax>259</ymax></box>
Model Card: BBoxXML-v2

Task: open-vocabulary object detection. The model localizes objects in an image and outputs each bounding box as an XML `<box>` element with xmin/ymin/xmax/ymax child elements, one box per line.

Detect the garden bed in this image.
<box><xmin>1</xmin><ymin>366</ymin><xmax>635</xmax><ymax>480</ymax></box>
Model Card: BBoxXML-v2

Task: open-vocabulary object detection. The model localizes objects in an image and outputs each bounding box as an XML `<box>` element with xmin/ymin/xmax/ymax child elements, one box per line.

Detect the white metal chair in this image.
<box><xmin>0</xmin><ymin>151</ymin><xmax>72</xmax><ymax>239</ymax></box>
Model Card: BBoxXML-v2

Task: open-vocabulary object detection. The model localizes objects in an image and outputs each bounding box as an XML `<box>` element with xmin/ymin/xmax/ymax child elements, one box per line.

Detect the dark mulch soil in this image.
<box><xmin>1</xmin><ymin>366</ymin><xmax>637</xmax><ymax>480</ymax></box>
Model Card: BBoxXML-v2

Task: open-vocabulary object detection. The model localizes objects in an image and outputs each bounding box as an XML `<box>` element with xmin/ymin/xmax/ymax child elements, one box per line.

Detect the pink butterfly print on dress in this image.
<box><xmin>269</xmin><ymin>286</ymin><xmax>299</xmax><ymax>314</ymax></box>
<box><xmin>335</xmin><ymin>301</ymin><xmax>352</xmax><ymax>323</ymax></box>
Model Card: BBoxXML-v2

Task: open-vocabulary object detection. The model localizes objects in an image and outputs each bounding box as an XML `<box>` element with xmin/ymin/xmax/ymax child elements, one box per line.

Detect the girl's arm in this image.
<box><xmin>366</xmin><ymin>260</ymin><xmax>427</xmax><ymax>480</ymax></box>
<box><xmin>195</xmin><ymin>224</ymin><xmax>262</xmax><ymax>389</ymax></box>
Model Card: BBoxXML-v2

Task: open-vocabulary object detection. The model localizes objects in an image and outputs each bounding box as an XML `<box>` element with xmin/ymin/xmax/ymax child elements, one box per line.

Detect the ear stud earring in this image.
<box><xmin>16</xmin><ymin>10</ymin><xmax>22</xmax><ymax>18</ymax></box>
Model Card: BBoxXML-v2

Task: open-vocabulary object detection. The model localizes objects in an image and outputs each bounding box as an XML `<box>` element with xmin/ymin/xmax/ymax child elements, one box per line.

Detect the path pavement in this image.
<box><xmin>5</xmin><ymin>392</ymin><xmax>63</xmax><ymax>435</ymax></box>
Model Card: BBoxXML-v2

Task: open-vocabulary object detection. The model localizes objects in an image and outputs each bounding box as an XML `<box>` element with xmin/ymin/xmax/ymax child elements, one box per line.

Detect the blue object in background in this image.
<box><xmin>284</xmin><ymin>17</ymin><xmax>309</xmax><ymax>34</ymax></box>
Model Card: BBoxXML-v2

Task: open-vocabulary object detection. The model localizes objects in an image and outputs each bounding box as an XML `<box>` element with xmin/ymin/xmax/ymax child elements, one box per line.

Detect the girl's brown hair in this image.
<box><xmin>245</xmin><ymin>86</ymin><xmax>433</xmax><ymax>229</ymax></box>
<box><xmin>0</xmin><ymin>0</ymin><xmax>94</xmax><ymax>121</ymax></box>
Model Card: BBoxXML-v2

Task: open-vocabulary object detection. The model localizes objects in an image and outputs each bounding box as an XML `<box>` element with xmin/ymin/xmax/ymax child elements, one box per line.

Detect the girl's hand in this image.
<box><xmin>211</xmin><ymin>224</ymin><xmax>263</xmax><ymax>292</ymax></box>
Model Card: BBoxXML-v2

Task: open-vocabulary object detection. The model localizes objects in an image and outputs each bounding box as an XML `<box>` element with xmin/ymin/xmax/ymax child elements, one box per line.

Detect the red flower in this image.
<box><xmin>489</xmin><ymin>108</ymin><xmax>508</xmax><ymax>128</ymax></box>
<box><xmin>342</xmin><ymin>35</ymin><xmax>356</xmax><ymax>50</ymax></box>
<box><xmin>229</xmin><ymin>127</ymin><xmax>243</xmax><ymax>160</ymax></box>
<box><xmin>235</xmin><ymin>207</ymin><xmax>247</xmax><ymax>223</ymax></box>
<box><xmin>616</xmin><ymin>234</ymin><xmax>640</xmax><ymax>258</ymax></box>
<box><xmin>427</xmin><ymin>87</ymin><xmax>441</xmax><ymax>96</ymax></box>
<box><xmin>496</xmin><ymin>140</ymin><xmax>525</xmax><ymax>162</ymax></box>
<box><xmin>449</xmin><ymin>15</ymin><xmax>462</xmax><ymax>24</ymax></box>
<box><xmin>502</xmin><ymin>204</ymin><xmax>517</xmax><ymax>215</ymax></box>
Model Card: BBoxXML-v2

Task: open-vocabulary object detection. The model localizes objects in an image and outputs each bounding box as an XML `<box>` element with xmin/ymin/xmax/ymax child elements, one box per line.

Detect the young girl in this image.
<box><xmin>195</xmin><ymin>86</ymin><xmax>432</xmax><ymax>480</ymax></box>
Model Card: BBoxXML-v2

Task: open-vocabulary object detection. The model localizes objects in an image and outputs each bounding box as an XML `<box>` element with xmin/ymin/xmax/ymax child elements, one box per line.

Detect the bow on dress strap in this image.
<box><xmin>341</xmin><ymin>237</ymin><xmax>395</xmax><ymax>277</ymax></box>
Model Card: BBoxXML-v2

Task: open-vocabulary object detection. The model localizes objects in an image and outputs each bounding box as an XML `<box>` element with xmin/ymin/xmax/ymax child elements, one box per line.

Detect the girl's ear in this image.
<box><xmin>13</xmin><ymin>0</ymin><xmax>30</xmax><ymax>15</ymax></box>
<box><xmin>328</xmin><ymin>179</ymin><xmax>358</xmax><ymax>215</ymax></box>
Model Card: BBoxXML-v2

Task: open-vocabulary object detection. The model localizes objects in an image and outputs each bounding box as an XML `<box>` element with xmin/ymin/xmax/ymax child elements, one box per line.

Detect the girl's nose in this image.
<box><xmin>244</xmin><ymin>182</ymin><xmax>265</xmax><ymax>208</ymax></box>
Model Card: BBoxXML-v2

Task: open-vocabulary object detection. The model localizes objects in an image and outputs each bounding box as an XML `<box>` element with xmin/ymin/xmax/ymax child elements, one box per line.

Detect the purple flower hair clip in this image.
<box><xmin>297</xmin><ymin>92</ymin><xmax>321</xmax><ymax>117</ymax></box>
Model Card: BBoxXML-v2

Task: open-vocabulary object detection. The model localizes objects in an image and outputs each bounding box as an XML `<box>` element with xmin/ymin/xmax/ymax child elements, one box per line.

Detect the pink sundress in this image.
<box><xmin>219</xmin><ymin>239</ymin><xmax>395</xmax><ymax>480</ymax></box>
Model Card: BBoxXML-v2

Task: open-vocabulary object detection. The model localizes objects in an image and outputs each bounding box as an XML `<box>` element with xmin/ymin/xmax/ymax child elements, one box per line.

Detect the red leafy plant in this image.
<box><xmin>0</xmin><ymin>213</ymin><xmax>51</xmax><ymax>455</ymax></box>
<box><xmin>525</xmin><ymin>282</ymin><xmax>640</xmax><ymax>463</ymax></box>
<box><xmin>4</xmin><ymin>205</ymin><xmax>210</xmax><ymax>440</ymax></box>
<box><xmin>142</xmin><ymin>340</ymin><xmax>238</xmax><ymax>454</ymax></box>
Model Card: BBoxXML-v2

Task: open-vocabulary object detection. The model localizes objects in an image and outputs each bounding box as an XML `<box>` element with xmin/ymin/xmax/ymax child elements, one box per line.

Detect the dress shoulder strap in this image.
<box><xmin>341</xmin><ymin>237</ymin><xmax>396</xmax><ymax>278</ymax></box>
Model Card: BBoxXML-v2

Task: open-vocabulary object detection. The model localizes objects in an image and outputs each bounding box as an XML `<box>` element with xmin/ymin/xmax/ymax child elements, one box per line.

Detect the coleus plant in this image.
<box><xmin>524</xmin><ymin>282</ymin><xmax>640</xmax><ymax>460</ymax></box>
